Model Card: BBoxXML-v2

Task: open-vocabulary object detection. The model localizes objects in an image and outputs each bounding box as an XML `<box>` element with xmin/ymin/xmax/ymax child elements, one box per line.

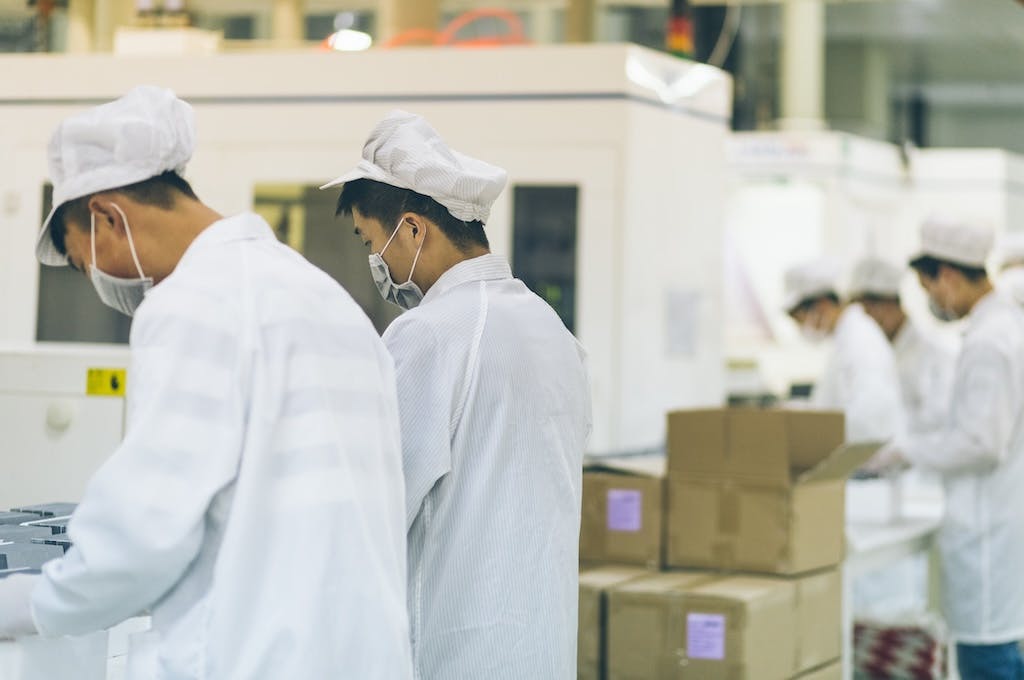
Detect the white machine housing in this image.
<box><xmin>910</xmin><ymin>147</ymin><xmax>1024</xmax><ymax>252</ymax></box>
<box><xmin>0</xmin><ymin>43</ymin><xmax>732</xmax><ymax>455</ymax></box>
<box><xmin>724</xmin><ymin>130</ymin><xmax>915</xmax><ymax>394</ymax></box>
<box><xmin>0</xmin><ymin>345</ymin><xmax>129</xmax><ymax>508</ymax></box>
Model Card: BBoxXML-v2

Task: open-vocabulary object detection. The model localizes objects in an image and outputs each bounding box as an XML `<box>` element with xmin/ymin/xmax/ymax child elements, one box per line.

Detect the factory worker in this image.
<box><xmin>323</xmin><ymin>110</ymin><xmax>591</xmax><ymax>680</ymax></box>
<box><xmin>996</xmin><ymin>230</ymin><xmax>1024</xmax><ymax>305</ymax></box>
<box><xmin>0</xmin><ymin>87</ymin><xmax>413</xmax><ymax>679</ymax></box>
<box><xmin>784</xmin><ymin>259</ymin><xmax>905</xmax><ymax>442</ymax></box>
<box><xmin>848</xmin><ymin>257</ymin><xmax>956</xmax><ymax>435</ymax></box>
<box><xmin>870</xmin><ymin>219</ymin><xmax>1024</xmax><ymax>680</ymax></box>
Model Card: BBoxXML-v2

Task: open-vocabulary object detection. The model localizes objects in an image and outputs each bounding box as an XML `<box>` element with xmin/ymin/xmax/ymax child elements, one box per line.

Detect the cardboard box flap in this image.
<box><xmin>613</xmin><ymin>571</ymin><xmax>716</xmax><ymax>596</ymax></box>
<box><xmin>796</xmin><ymin>442</ymin><xmax>883</xmax><ymax>484</ymax></box>
<box><xmin>689</xmin><ymin>576</ymin><xmax>794</xmax><ymax>603</ymax></box>
<box><xmin>579</xmin><ymin>566</ymin><xmax>651</xmax><ymax>591</ymax></box>
<box><xmin>583</xmin><ymin>454</ymin><xmax>666</xmax><ymax>478</ymax></box>
<box><xmin>787</xmin><ymin>411</ymin><xmax>846</xmax><ymax>469</ymax></box>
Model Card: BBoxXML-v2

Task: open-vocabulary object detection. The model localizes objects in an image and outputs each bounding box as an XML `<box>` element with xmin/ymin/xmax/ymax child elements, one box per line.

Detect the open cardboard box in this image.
<box><xmin>666</xmin><ymin>409</ymin><xmax>881</xmax><ymax>574</ymax></box>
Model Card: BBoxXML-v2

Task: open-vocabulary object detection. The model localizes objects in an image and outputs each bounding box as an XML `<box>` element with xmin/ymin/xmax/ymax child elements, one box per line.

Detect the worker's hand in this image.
<box><xmin>0</xmin><ymin>572</ymin><xmax>40</xmax><ymax>640</ymax></box>
<box><xmin>862</xmin><ymin>441</ymin><xmax>907</xmax><ymax>474</ymax></box>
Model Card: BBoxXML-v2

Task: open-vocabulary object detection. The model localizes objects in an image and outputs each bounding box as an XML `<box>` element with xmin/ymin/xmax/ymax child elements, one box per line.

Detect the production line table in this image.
<box><xmin>0</xmin><ymin>494</ymin><xmax>951</xmax><ymax>679</ymax></box>
<box><xmin>843</xmin><ymin>499</ymin><xmax>948</xmax><ymax>680</ymax></box>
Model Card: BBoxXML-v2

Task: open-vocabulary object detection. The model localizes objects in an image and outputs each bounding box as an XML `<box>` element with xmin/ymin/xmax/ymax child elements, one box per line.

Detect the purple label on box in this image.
<box><xmin>606</xmin><ymin>489</ymin><xmax>643</xmax><ymax>532</ymax></box>
<box><xmin>687</xmin><ymin>613</ymin><xmax>726</xmax><ymax>660</ymax></box>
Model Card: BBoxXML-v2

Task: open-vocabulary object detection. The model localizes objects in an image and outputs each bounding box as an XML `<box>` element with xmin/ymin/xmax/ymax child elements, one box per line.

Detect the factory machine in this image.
<box><xmin>0</xmin><ymin>41</ymin><xmax>733</xmax><ymax>677</ymax></box>
<box><xmin>723</xmin><ymin>130</ymin><xmax>915</xmax><ymax>398</ymax></box>
<box><xmin>0</xmin><ymin>346</ymin><xmax>129</xmax><ymax>508</ymax></box>
<box><xmin>910</xmin><ymin>147</ymin><xmax>1024</xmax><ymax>248</ymax></box>
<box><xmin>1</xmin><ymin>43</ymin><xmax>733</xmax><ymax>458</ymax></box>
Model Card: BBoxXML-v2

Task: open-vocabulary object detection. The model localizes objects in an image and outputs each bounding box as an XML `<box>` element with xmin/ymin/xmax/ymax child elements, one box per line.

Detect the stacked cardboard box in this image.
<box><xmin>580</xmin><ymin>456</ymin><xmax>665</xmax><ymax>569</ymax></box>
<box><xmin>579</xmin><ymin>408</ymin><xmax>877</xmax><ymax>680</ymax></box>
<box><xmin>578</xmin><ymin>566</ymin><xmax>654</xmax><ymax>680</ymax></box>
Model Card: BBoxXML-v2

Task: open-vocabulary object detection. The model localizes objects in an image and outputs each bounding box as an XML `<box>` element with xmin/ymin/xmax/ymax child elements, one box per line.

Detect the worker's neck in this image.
<box><xmin>418</xmin><ymin>245</ymin><xmax>490</xmax><ymax>293</ymax></box>
<box><xmin>889</xmin><ymin>313</ymin><xmax>908</xmax><ymax>343</ymax></box>
<box><xmin>151</xmin><ymin>200</ymin><xmax>223</xmax><ymax>284</ymax></box>
<box><xmin>964</xmin><ymin>279</ymin><xmax>995</xmax><ymax>316</ymax></box>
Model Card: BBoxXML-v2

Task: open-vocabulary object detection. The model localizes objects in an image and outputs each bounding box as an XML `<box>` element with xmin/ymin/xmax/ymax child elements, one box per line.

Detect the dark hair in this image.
<box><xmin>336</xmin><ymin>179</ymin><xmax>489</xmax><ymax>252</ymax></box>
<box><xmin>50</xmin><ymin>171</ymin><xmax>198</xmax><ymax>257</ymax></box>
<box><xmin>790</xmin><ymin>292</ymin><xmax>840</xmax><ymax>316</ymax></box>
<box><xmin>910</xmin><ymin>255</ymin><xmax>987</xmax><ymax>282</ymax></box>
<box><xmin>855</xmin><ymin>293</ymin><xmax>901</xmax><ymax>304</ymax></box>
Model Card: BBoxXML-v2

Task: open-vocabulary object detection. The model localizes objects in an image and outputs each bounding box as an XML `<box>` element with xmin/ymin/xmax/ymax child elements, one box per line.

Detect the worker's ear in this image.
<box><xmin>87</xmin><ymin>195</ymin><xmax>128</xmax><ymax>238</ymax></box>
<box><xmin>401</xmin><ymin>213</ymin><xmax>427</xmax><ymax>243</ymax></box>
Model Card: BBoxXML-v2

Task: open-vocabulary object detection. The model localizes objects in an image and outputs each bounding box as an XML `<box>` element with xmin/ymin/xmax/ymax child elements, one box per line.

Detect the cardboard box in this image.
<box><xmin>666</xmin><ymin>409</ymin><xmax>878</xmax><ymax>574</ymax></box>
<box><xmin>793</xmin><ymin>660</ymin><xmax>841</xmax><ymax>680</ymax></box>
<box><xmin>607</xmin><ymin>572</ymin><xmax>796</xmax><ymax>680</ymax></box>
<box><xmin>581</xmin><ymin>456</ymin><xmax>665</xmax><ymax>568</ymax></box>
<box><xmin>794</xmin><ymin>570</ymin><xmax>842</xmax><ymax>673</ymax></box>
<box><xmin>578</xmin><ymin>566</ymin><xmax>652</xmax><ymax>680</ymax></box>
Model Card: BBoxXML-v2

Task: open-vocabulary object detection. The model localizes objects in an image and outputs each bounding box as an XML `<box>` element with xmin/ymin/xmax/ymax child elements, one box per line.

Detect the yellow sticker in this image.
<box><xmin>86</xmin><ymin>368</ymin><xmax>127</xmax><ymax>397</ymax></box>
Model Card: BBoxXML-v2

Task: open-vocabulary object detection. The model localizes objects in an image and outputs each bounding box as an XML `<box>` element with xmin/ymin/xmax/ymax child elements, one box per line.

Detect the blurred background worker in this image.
<box><xmin>326</xmin><ymin>111</ymin><xmax>591</xmax><ymax>680</ymax></box>
<box><xmin>784</xmin><ymin>259</ymin><xmax>905</xmax><ymax>443</ymax></box>
<box><xmin>0</xmin><ymin>87</ymin><xmax>413</xmax><ymax>679</ymax></box>
<box><xmin>872</xmin><ymin>219</ymin><xmax>1024</xmax><ymax>680</ymax></box>
<box><xmin>997</xmin><ymin>230</ymin><xmax>1024</xmax><ymax>306</ymax></box>
<box><xmin>849</xmin><ymin>257</ymin><xmax>956</xmax><ymax>436</ymax></box>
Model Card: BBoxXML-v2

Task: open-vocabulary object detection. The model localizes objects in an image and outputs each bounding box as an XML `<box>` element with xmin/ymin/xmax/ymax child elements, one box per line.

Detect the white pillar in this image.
<box><xmin>271</xmin><ymin>0</ymin><xmax>305</xmax><ymax>45</ymax></box>
<box><xmin>566</xmin><ymin>0</ymin><xmax>596</xmax><ymax>43</ymax></box>
<box><xmin>779</xmin><ymin>0</ymin><xmax>826</xmax><ymax>131</ymax></box>
<box><xmin>66</xmin><ymin>0</ymin><xmax>95</xmax><ymax>53</ymax></box>
<box><xmin>94</xmin><ymin>0</ymin><xmax>135</xmax><ymax>52</ymax></box>
<box><xmin>379</xmin><ymin>0</ymin><xmax>439</xmax><ymax>45</ymax></box>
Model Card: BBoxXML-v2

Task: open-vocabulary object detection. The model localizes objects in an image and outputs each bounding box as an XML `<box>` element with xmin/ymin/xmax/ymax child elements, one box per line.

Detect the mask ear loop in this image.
<box><xmin>90</xmin><ymin>211</ymin><xmax>98</xmax><ymax>272</ymax></box>
<box><xmin>109</xmin><ymin>203</ymin><xmax>147</xmax><ymax>279</ymax></box>
<box><xmin>406</xmin><ymin>223</ymin><xmax>425</xmax><ymax>285</ymax></box>
<box><xmin>378</xmin><ymin>217</ymin><xmax>404</xmax><ymax>257</ymax></box>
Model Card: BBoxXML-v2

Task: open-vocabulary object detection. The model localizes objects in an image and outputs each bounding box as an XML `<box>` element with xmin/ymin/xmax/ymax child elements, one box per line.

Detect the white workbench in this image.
<box><xmin>843</xmin><ymin>489</ymin><xmax>947</xmax><ymax>680</ymax></box>
<box><xmin>0</xmin><ymin>617</ymin><xmax>149</xmax><ymax>680</ymax></box>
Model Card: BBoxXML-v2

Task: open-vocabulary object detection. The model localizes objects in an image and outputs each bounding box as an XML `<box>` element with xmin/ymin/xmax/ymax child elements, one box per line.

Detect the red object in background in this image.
<box><xmin>854</xmin><ymin>621</ymin><xmax>947</xmax><ymax>680</ymax></box>
<box><xmin>666</xmin><ymin>15</ymin><xmax>694</xmax><ymax>57</ymax></box>
<box><xmin>382</xmin><ymin>8</ymin><xmax>529</xmax><ymax>49</ymax></box>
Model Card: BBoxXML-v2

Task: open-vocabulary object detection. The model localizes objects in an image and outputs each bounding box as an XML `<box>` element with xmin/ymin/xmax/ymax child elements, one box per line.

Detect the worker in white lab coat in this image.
<box><xmin>848</xmin><ymin>257</ymin><xmax>956</xmax><ymax>436</ymax></box>
<box><xmin>0</xmin><ymin>87</ymin><xmax>413</xmax><ymax>679</ymax></box>
<box><xmin>322</xmin><ymin>110</ymin><xmax>591</xmax><ymax>680</ymax></box>
<box><xmin>871</xmin><ymin>219</ymin><xmax>1024</xmax><ymax>680</ymax></box>
<box><xmin>784</xmin><ymin>259</ymin><xmax>906</xmax><ymax>442</ymax></box>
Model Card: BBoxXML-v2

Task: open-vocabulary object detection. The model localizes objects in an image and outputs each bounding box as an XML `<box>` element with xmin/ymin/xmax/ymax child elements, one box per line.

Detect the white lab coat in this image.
<box><xmin>892</xmin><ymin>320</ymin><xmax>956</xmax><ymax>436</ymax></box>
<box><xmin>384</xmin><ymin>254</ymin><xmax>590</xmax><ymax>680</ymax></box>
<box><xmin>997</xmin><ymin>266</ymin><xmax>1024</xmax><ymax>306</ymax></box>
<box><xmin>30</xmin><ymin>214</ymin><xmax>413</xmax><ymax>678</ymax></box>
<box><xmin>900</xmin><ymin>290</ymin><xmax>1024</xmax><ymax>643</ymax></box>
<box><xmin>813</xmin><ymin>304</ymin><xmax>906</xmax><ymax>442</ymax></box>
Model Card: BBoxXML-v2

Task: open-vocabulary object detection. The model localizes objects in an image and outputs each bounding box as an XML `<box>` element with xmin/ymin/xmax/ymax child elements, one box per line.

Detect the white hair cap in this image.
<box><xmin>35</xmin><ymin>85</ymin><xmax>195</xmax><ymax>267</ymax></box>
<box><xmin>849</xmin><ymin>257</ymin><xmax>904</xmax><ymax>299</ymax></box>
<box><xmin>321</xmin><ymin>110</ymin><xmax>507</xmax><ymax>225</ymax></box>
<box><xmin>784</xmin><ymin>259</ymin><xmax>839</xmax><ymax>312</ymax></box>
<box><xmin>911</xmin><ymin>218</ymin><xmax>993</xmax><ymax>269</ymax></box>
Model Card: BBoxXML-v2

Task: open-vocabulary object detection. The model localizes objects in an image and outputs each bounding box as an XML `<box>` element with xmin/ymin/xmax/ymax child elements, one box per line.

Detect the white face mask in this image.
<box><xmin>89</xmin><ymin>203</ymin><xmax>153</xmax><ymax>317</ymax></box>
<box><xmin>798</xmin><ymin>307</ymin><xmax>830</xmax><ymax>344</ymax></box>
<box><xmin>369</xmin><ymin>218</ymin><xmax>424</xmax><ymax>310</ymax></box>
<box><xmin>800</xmin><ymin>323</ymin><xmax>830</xmax><ymax>344</ymax></box>
<box><xmin>928</xmin><ymin>298</ymin><xmax>958</xmax><ymax>322</ymax></box>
